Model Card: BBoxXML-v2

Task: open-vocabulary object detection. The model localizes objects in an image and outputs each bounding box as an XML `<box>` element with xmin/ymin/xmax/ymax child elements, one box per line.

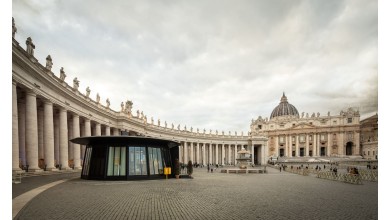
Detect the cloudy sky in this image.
<box><xmin>12</xmin><ymin>0</ymin><xmax>378</xmax><ymax>134</ymax></box>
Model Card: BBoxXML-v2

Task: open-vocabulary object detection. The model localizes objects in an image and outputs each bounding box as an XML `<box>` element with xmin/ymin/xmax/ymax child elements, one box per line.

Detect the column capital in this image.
<box><xmin>25</xmin><ymin>89</ymin><xmax>37</xmax><ymax>97</ymax></box>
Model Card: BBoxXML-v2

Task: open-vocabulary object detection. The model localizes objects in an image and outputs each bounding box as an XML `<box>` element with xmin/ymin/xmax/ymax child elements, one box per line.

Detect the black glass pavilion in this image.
<box><xmin>70</xmin><ymin>136</ymin><xmax>180</xmax><ymax>180</ymax></box>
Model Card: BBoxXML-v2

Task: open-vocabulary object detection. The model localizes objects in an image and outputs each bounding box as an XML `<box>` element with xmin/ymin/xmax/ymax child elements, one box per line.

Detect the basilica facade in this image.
<box><xmin>11</xmin><ymin>20</ymin><xmax>374</xmax><ymax>173</ymax></box>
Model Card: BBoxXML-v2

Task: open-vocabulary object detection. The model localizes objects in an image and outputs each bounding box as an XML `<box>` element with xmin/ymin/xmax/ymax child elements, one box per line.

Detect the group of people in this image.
<box><xmin>207</xmin><ymin>164</ymin><xmax>223</xmax><ymax>173</ymax></box>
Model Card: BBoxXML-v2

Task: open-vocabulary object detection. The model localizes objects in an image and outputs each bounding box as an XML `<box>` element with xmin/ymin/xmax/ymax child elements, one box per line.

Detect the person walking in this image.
<box><xmin>207</xmin><ymin>164</ymin><xmax>210</xmax><ymax>173</ymax></box>
<box><xmin>279</xmin><ymin>166</ymin><xmax>282</xmax><ymax>172</ymax></box>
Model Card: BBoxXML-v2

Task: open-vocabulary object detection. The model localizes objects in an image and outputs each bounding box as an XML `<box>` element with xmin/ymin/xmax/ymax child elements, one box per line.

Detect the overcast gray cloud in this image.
<box><xmin>12</xmin><ymin>0</ymin><xmax>378</xmax><ymax>133</ymax></box>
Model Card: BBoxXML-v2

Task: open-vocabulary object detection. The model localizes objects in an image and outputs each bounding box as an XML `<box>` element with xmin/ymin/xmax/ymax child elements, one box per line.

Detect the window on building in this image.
<box><xmin>333</xmin><ymin>120</ymin><xmax>337</xmax><ymax>125</ymax></box>
<box><xmin>107</xmin><ymin>146</ymin><xmax>126</xmax><ymax>176</ymax></box>
<box><xmin>373</xmin><ymin>151</ymin><xmax>375</xmax><ymax>155</ymax></box>
<box><xmin>300</xmin><ymin>135</ymin><xmax>305</xmax><ymax>142</ymax></box>
<box><xmin>280</xmin><ymin>136</ymin><xmax>284</xmax><ymax>143</ymax></box>
<box><xmin>309</xmin><ymin>122</ymin><xmax>313</xmax><ymax>125</ymax></box>
<box><xmin>309</xmin><ymin>135</ymin><xmax>312</xmax><ymax>141</ymax></box>
<box><xmin>258</xmin><ymin>125</ymin><xmax>262</xmax><ymax>129</ymax></box>
<box><xmin>292</xmin><ymin>123</ymin><xmax>295</xmax><ymax>126</ymax></box>
<box><xmin>321</xmin><ymin>134</ymin><xmax>325</xmax><ymax>141</ymax></box>
<box><xmin>280</xmin><ymin>125</ymin><xmax>284</xmax><ymax>128</ymax></box>
<box><xmin>292</xmin><ymin>136</ymin><xmax>295</xmax><ymax>142</ymax></box>
<box><xmin>333</xmin><ymin>134</ymin><xmax>336</xmax><ymax>140</ymax></box>
<box><xmin>347</xmin><ymin>118</ymin><xmax>352</xmax><ymax>123</ymax></box>
<box><xmin>368</xmin><ymin>151</ymin><xmax>370</xmax><ymax>156</ymax></box>
<box><xmin>271</xmin><ymin>125</ymin><xmax>274</xmax><ymax>129</ymax></box>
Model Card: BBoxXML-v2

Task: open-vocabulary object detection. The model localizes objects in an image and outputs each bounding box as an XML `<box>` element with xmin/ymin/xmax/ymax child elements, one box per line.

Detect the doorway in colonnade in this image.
<box><xmin>346</xmin><ymin>142</ymin><xmax>353</xmax><ymax>156</ymax></box>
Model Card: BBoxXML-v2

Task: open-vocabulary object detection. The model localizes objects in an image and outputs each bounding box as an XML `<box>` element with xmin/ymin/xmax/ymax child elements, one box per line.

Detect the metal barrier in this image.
<box><xmin>358</xmin><ymin>170</ymin><xmax>378</xmax><ymax>182</ymax></box>
<box><xmin>285</xmin><ymin>168</ymin><xmax>309</xmax><ymax>176</ymax></box>
<box><xmin>316</xmin><ymin>171</ymin><xmax>362</xmax><ymax>184</ymax></box>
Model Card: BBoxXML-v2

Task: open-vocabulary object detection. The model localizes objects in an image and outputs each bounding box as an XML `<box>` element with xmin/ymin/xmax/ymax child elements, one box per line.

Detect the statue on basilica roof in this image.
<box><xmin>317</xmin><ymin>112</ymin><xmax>320</xmax><ymax>117</ymax></box>
<box><xmin>136</xmin><ymin>110</ymin><xmax>140</xmax><ymax>118</ymax></box>
<box><xmin>328</xmin><ymin>111</ymin><xmax>330</xmax><ymax>116</ymax></box>
<box><xmin>165</xmin><ymin>121</ymin><xmax>167</xmax><ymax>128</ymax></box>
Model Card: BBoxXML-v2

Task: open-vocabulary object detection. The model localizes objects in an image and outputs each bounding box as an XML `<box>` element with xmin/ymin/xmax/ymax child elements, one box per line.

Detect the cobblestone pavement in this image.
<box><xmin>15</xmin><ymin>167</ymin><xmax>377</xmax><ymax>220</ymax></box>
<box><xmin>13</xmin><ymin>171</ymin><xmax>82</xmax><ymax>199</ymax></box>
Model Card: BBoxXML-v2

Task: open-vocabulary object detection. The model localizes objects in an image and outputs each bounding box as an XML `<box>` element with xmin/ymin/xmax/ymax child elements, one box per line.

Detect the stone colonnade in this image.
<box><xmin>12</xmin><ymin>83</ymin><xmax>121</xmax><ymax>171</ymax></box>
<box><xmin>177</xmin><ymin>142</ymin><xmax>266</xmax><ymax>166</ymax></box>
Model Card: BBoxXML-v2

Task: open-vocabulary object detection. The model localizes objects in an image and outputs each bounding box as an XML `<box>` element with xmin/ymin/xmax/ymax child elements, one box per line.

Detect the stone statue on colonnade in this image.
<box><xmin>151</xmin><ymin>117</ymin><xmax>154</xmax><ymax>125</ymax></box>
<box><xmin>46</xmin><ymin>55</ymin><xmax>53</xmax><ymax>71</ymax></box>
<box><xmin>177</xmin><ymin>124</ymin><xmax>180</xmax><ymax>130</ymax></box>
<box><xmin>86</xmin><ymin>87</ymin><xmax>91</xmax><ymax>97</ymax></box>
<box><xmin>121</xmin><ymin>102</ymin><xmax>124</xmax><ymax>112</ymax></box>
<box><xmin>317</xmin><ymin>112</ymin><xmax>320</xmax><ymax>117</ymax></box>
<box><xmin>158</xmin><ymin>119</ymin><xmax>161</xmax><ymax>126</ymax></box>
<box><xmin>328</xmin><ymin>111</ymin><xmax>330</xmax><ymax>116</ymax></box>
<box><xmin>171</xmin><ymin>123</ymin><xmax>174</xmax><ymax>129</ymax></box>
<box><xmin>136</xmin><ymin>110</ymin><xmax>140</xmax><ymax>118</ymax></box>
<box><xmin>144</xmin><ymin>115</ymin><xmax>147</xmax><ymax>123</ymax></box>
<box><xmin>73</xmin><ymin>77</ymin><xmax>80</xmax><ymax>91</ymax></box>
<box><xmin>141</xmin><ymin>111</ymin><xmax>144</xmax><ymax>119</ymax></box>
<box><xmin>184</xmin><ymin>125</ymin><xmax>187</xmax><ymax>131</ymax></box>
<box><xmin>96</xmin><ymin>93</ymin><xmax>100</xmax><ymax>103</ymax></box>
<box><xmin>164</xmin><ymin>121</ymin><xmax>167</xmax><ymax>128</ymax></box>
<box><xmin>60</xmin><ymin>67</ymin><xmax>66</xmax><ymax>81</ymax></box>
<box><xmin>106</xmin><ymin>98</ymin><xmax>110</xmax><ymax>108</ymax></box>
<box><xmin>124</xmin><ymin>100</ymin><xmax>133</xmax><ymax>115</ymax></box>
<box><xmin>26</xmin><ymin>37</ymin><xmax>35</xmax><ymax>56</ymax></box>
<box><xmin>12</xmin><ymin>17</ymin><xmax>17</xmax><ymax>38</ymax></box>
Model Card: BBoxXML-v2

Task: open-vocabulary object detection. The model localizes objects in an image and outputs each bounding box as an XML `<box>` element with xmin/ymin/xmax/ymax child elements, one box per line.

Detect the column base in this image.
<box><xmin>45</xmin><ymin>167</ymin><xmax>58</xmax><ymax>171</ymax></box>
<box><xmin>12</xmin><ymin>168</ymin><xmax>24</xmax><ymax>173</ymax></box>
<box><xmin>74</xmin><ymin>166</ymin><xmax>82</xmax><ymax>170</ymax></box>
<box><xmin>27</xmin><ymin>168</ymin><xmax>43</xmax><ymax>172</ymax></box>
<box><xmin>59</xmin><ymin>167</ymin><xmax>73</xmax><ymax>171</ymax></box>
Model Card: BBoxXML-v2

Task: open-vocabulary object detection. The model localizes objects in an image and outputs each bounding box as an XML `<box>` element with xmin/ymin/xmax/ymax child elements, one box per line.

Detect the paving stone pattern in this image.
<box><xmin>15</xmin><ymin>167</ymin><xmax>377</xmax><ymax>220</ymax></box>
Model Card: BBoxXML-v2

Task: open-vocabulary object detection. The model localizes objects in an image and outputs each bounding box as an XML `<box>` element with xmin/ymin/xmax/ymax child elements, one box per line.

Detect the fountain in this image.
<box><xmin>220</xmin><ymin>147</ymin><xmax>267</xmax><ymax>174</ymax></box>
<box><xmin>236</xmin><ymin>147</ymin><xmax>251</xmax><ymax>169</ymax></box>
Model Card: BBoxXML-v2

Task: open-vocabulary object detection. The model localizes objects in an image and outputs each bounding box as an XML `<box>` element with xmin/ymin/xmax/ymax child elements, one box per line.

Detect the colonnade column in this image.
<box><xmin>54</xmin><ymin>113</ymin><xmax>59</xmax><ymax>165</ymax></box>
<box><xmin>73</xmin><ymin>114</ymin><xmax>81</xmax><ymax>169</ymax></box>
<box><xmin>313</xmin><ymin>133</ymin><xmax>317</xmax><ymax>156</ymax></box>
<box><xmin>25</xmin><ymin>90</ymin><xmax>40</xmax><ymax>171</ymax></box>
<box><xmin>251</xmin><ymin>144</ymin><xmax>254</xmax><ymax>164</ymax></box>
<box><xmin>184</xmin><ymin>142</ymin><xmax>188</xmax><ymax>164</ymax></box>
<box><xmin>113</xmin><ymin>128</ymin><xmax>119</xmax><ymax>135</ymax></box>
<box><xmin>306</xmin><ymin>134</ymin><xmax>310</xmax><ymax>156</ymax></box>
<box><xmin>196</xmin><ymin>143</ymin><xmax>199</xmax><ymax>164</ymax></box>
<box><xmin>95</xmin><ymin>123</ymin><xmax>101</xmax><ymax>136</ymax></box>
<box><xmin>190</xmin><ymin>142</ymin><xmax>194</xmax><ymax>162</ymax></box>
<box><xmin>209</xmin><ymin>143</ymin><xmax>212</xmax><ymax>164</ymax></box>
<box><xmin>43</xmin><ymin>100</ymin><xmax>56</xmax><ymax>170</ymax></box>
<box><xmin>37</xmin><ymin>107</ymin><xmax>44</xmax><ymax>161</ymax></box>
<box><xmin>221</xmin><ymin>144</ymin><xmax>225</xmax><ymax>165</ymax></box>
<box><xmin>234</xmin><ymin>145</ymin><xmax>237</xmax><ymax>165</ymax></box>
<box><xmin>228</xmin><ymin>145</ymin><xmax>231</xmax><ymax>165</ymax></box>
<box><xmin>18</xmin><ymin>99</ymin><xmax>26</xmax><ymax>167</ymax></box>
<box><xmin>12</xmin><ymin>82</ymin><xmax>21</xmax><ymax>171</ymax></box>
<box><xmin>215</xmin><ymin>144</ymin><xmax>219</xmax><ymax>165</ymax></box>
<box><xmin>59</xmin><ymin>108</ymin><xmax>70</xmax><ymax>169</ymax></box>
<box><xmin>105</xmin><ymin>126</ymin><xmax>110</xmax><ymax>136</ymax></box>
<box><xmin>178</xmin><ymin>143</ymin><xmax>181</xmax><ymax>162</ymax></box>
<box><xmin>84</xmin><ymin>119</ymin><xmax>91</xmax><ymax>161</ymax></box>
<box><xmin>202</xmin><ymin>144</ymin><xmax>206</xmax><ymax>166</ymax></box>
<box><xmin>326</xmin><ymin>133</ymin><xmax>334</xmax><ymax>157</ymax></box>
<box><xmin>295</xmin><ymin>135</ymin><xmax>299</xmax><ymax>157</ymax></box>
